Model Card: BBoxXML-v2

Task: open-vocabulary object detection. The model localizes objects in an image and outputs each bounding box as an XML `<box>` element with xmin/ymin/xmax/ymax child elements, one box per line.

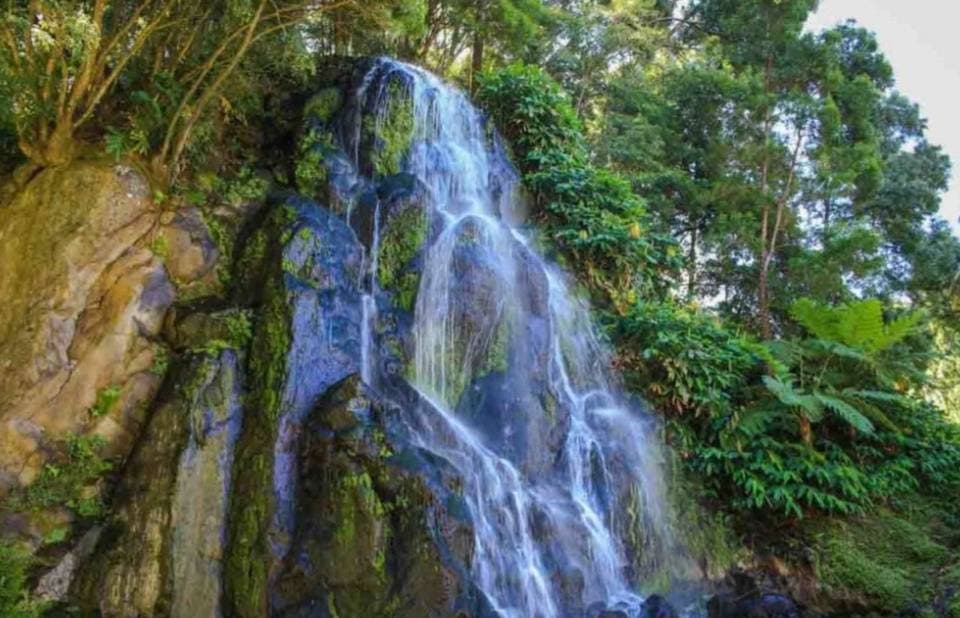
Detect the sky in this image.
<box><xmin>806</xmin><ymin>1</ymin><xmax>960</xmax><ymax>235</ymax></box>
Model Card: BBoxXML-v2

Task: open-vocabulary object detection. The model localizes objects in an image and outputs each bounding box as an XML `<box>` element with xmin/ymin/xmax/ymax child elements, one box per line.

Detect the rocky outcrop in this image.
<box><xmin>273</xmin><ymin>374</ymin><xmax>473</xmax><ymax>617</ymax></box>
<box><xmin>0</xmin><ymin>161</ymin><xmax>172</xmax><ymax>492</ymax></box>
<box><xmin>72</xmin><ymin>349</ymin><xmax>243</xmax><ymax>617</ymax></box>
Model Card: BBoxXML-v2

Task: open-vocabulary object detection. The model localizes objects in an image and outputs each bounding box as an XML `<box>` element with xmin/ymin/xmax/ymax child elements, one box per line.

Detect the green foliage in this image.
<box><xmin>790</xmin><ymin>298</ymin><xmax>924</xmax><ymax>355</ymax></box>
<box><xmin>0</xmin><ymin>542</ymin><xmax>43</xmax><ymax>618</ymax></box>
<box><xmin>610</xmin><ymin>301</ymin><xmax>765</xmax><ymax>421</ymax></box>
<box><xmin>478</xmin><ymin>64</ymin><xmax>681</xmax><ymax>310</ymax></box>
<box><xmin>9</xmin><ymin>434</ymin><xmax>112</xmax><ymax>520</ymax></box>
<box><xmin>89</xmin><ymin>386</ymin><xmax>122</xmax><ymax>418</ymax></box>
<box><xmin>613</xmin><ymin>293</ymin><xmax>959</xmax><ymax>519</ymax></box>
<box><xmin>103</xmin><ymin>127</ymin><xmax>150</xmax><ymax>161</ymax></box>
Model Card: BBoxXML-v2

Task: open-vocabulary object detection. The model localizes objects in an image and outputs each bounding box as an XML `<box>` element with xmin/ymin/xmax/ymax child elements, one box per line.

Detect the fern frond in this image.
<box><xmin>737</xmin><ymin>408</ymin><xmax>783</xmax><ymax>435</ymax></box>
<box><xmin>763</xmin><ymin>376</ymin><xmax>824</xmax><ymax>422</ymax></box>
<box><xmin>790</xmin><ymin>298</ymin><xmax>837</xmax><ymax>341</ymax></box>
<box><xmin>841</xmin><ymin>389</ymin><xmax>913</xmax><ymax>407</ymax></box>
<box><xmin>840</xmin><ymin>395</ymin><xmax>900</xmax><ymax>433</ymax></box>
<box><xmin>813</xmin><ymin>392</ymin><xmax>874</xmax><ymax>434</ymax></box>
<box><xmin>872</xmin><ymin>311</ymin><xmax>924</xmax><ymax>352</ymax></box>
<box><xmin>836</xmin><ymin>299</ymin><xmax>884</xmax><ymax>351</ymax></box>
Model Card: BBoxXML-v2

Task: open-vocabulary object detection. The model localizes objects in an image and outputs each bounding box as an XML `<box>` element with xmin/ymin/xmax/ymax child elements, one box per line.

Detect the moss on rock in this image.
<box><xmin>304</xmin><ymin>88</ymin><xmax>344</xmax><ymax>124</ymax></box>
<box><xmin>377</xmin><ymin>206</ymin><xmax>426</xmax><ymax>312</ymax></box>
<box><xmin>273</xmin><ymin>376</ymin><xmax>462</xmax><ymax>617</ymax></box>
<box><xmin>223</xmin><ymin>208</ymin><xmax>294</xmax><ymax>618</ymax></box>
<box><xmin>366</xmin><ymin>81</ymin><xmax>414</xmax><ymax>177</ymax></box>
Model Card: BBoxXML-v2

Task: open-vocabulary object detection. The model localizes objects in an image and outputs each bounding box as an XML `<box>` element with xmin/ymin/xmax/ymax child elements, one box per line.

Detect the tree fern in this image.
<box><xmin>840</xmin><ymin>396</ymin><xmax>900</xmax><ymax>433</ymax></box>
<box><xmin>790</xmin><ymin>298</ymin><xmax>837</xmax><ymax>341</ymax></box>
<box><xmin>835</xmin><ymin>299</ymin><xmax>885</xmax><ymax>352</ymax></box>
<box><xmin>789</xmin><ymin>298</ymin><xmax>921</xmax><ymax>355</ymax></box>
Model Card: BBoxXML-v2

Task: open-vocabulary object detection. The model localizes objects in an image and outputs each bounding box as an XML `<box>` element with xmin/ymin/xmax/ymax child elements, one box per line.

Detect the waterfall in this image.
<box><xmin>334</xmin><ymin>58</ymin><xmax>680</xmax><ymax>618</ymax></box>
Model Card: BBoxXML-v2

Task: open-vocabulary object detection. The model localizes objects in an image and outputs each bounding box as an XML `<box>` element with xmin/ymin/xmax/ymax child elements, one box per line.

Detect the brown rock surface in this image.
<box><xmin>0</xmin><ymin>161</ymin><xmax>173</xmax><ymax>491</ymax></box>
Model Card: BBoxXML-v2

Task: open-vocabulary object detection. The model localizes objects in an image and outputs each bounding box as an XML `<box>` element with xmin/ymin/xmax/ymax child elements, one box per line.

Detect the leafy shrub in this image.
<box><xmin>614</xmin><ymin>296</ymin><xmax>960</xmax><ymax>519</ymax></box>
<box><xmin>477</xmin><ymin>65</ymin><xmax>681</xmax><ymax>310</ymax></box>
<box><xmin>609</xmin><ymin>301</ymin><xmax>766</xmax><ymax>422</ymax></box>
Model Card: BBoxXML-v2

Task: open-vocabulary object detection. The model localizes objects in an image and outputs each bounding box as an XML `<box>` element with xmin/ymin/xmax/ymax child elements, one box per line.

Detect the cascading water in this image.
<box><xmin>332</xmin><ymin>58</ymin><xmax>682</xmax><ymax>617</ymax></box>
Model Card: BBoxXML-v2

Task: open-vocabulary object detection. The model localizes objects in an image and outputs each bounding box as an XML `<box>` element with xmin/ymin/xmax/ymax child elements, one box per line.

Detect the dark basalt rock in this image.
<box><xmin>272</xmin><ymin>373</ymin><xmax>485</xmax><ymax>618</ymax></box>
<box><xmin>641</xmin><ymin>594</ymin><xmax>679</xmax><ymax>618</ymax></box>
<box><xmin>707</xmin><ymin>591</ymin><xmax>801</xmax><ymax>618</ymax></box>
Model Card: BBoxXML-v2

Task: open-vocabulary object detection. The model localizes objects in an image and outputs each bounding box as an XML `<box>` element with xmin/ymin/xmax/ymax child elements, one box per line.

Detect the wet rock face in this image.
<box><xmin>0</xmin><ymin>161</ymin><xmax>171</xmax><ymax>492</ymax></box>
<box><xmin>222</xmin><ymin>196</ymin><xmax>368</xmax><ymax>617</ymax></box>
<box><xmin>72</xmin><ymin>350</ymin><xmax>244</xmax><ymax>617</ymax></box>
<box><xmin>273</xmin><ymin>375</ymin><xmax>472</xmax><ymax>618</ymax></box>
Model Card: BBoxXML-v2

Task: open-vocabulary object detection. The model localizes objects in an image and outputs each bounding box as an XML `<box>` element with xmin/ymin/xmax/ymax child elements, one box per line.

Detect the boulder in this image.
<box><xmin>642</xmin><ymin>594</ymin><xmax>679</xmax><ymax>618</ymax></box>
<box><xmin>0</xmin><ymin>161</ymin><xmax>171</xmax><ymax>492</ymax></box>
<box><xmin>707</xmin><ymin>591</ymin><xmax>801</xmax><ymax>618</ymax></box>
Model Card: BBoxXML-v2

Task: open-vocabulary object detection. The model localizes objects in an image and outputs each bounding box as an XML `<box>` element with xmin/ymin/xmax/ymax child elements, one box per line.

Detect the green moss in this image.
<box><xmin>304</xmin><ymin>88</ymin><xmax>343</xmax><ymax>123</ymax></box>
<box><xmin>201</xmin><ymin>310</ymin><xmax>254</xmax><ymax>354</ymax></box>
<box><xmin>366</xmin><ymin>82</ymin><xmax>414</xmax><ymax>177</ymax></box>
<box><xmin>150</xmin><ymin>345</ymin><xmax>170</xmax><ymax>376</ymax></box>
<box><xmin>377</xmin><ymin>206</ymin><xmax>426</xmax><ymax>311</ymax></box>
<box><xmin>295</xmin><ymin>128</ymin><xmax>334</xmax><ymax>196</ymax></box>
<box><xmin>655</xmin><ymin>460</ymin><xmax>742</xmax><ymax>584</ymax></box>
<box><xmin>223</xmin><ymin>210</ymin><xmax>294</xmax><ymax>618</ymax></box>
<box><xmin>149</xmin><ymin>235</ymin><xmax>169</xmax><ymax>259</ymax></box>
<box><xmin>813</xmin><ymin>507</ymin><xmax>954</xmax><ymax>613</ymax></box>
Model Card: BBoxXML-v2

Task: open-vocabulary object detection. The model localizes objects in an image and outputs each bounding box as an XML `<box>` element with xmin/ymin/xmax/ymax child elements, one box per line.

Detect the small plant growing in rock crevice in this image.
<box><xmin>9</xmin><ymin>434</ymin><xmax>112</xmax><ymax>520</ymax></box>
<box><xmin>89</xmin><ymin>386</ymin><xmax>122</xmax><ymax>418</ymax></box>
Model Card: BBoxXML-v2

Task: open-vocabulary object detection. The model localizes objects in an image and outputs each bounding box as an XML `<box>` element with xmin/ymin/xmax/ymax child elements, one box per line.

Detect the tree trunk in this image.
<box><xmin>758</xmin><ymin>258</ymin><xmax>772</xmax><ymax>339</ymax></box>
<box><xmin>470</xmin><ymin>30</ymin><xmax>484</xmax><ymax>92</ymax></box>
<box><xmin>470</xmin><ymin>0</ymin><xmax>486</xmax><ymax>92</ymax></box>
<box><xmin>688</xmin><ymin>222</ymin><xmax>698</xmax><ymax>300</ymax></box>
<box><xmin>20</xmin><ymin>121</ymin><xmax>75</xmax><ymax>166</ymax></box>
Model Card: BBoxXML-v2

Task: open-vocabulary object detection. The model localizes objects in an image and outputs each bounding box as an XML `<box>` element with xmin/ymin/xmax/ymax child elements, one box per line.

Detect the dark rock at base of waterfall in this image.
<box><xmin>707</xmin><ymin>591</ymin><xmax>801</xmax><ymax>618</ymax></box>
<box><xmin>272</xmin><ymin>373</ymin><xmax>488</xmax><ymax>618</ymax></box>
<box><xmin>641</xmin><ymin>594</ymin><xmax>679</xmax><ymax>618</ymax></box>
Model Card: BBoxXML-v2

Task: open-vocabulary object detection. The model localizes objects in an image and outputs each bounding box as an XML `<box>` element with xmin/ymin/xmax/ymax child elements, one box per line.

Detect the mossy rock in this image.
<box><xmin>361</xmin><ymin>76</ymin><xmax>415</xmax><ymax>178</ymax></box>
<box><xmin>71</xmin><ymin>351</ymin><xmax>240</xmax><ymax>615</ymax></box>
<box><xmin>377</xmin><ymin>203</ymin><xmax>427</xmax><ymax>312</ymax></box>
<box><xmin>273</xmin><ymin>375</ymin><xmax>462</xmax><ymax>618</ymax></box>
<box><xmin>222</xmin><ymin>206</ymin><xmax>296</xmax><ymax>618</ymax></box>
<box><xmin>810</xmin><ymin>502</ymin><xmax>957</xmax><ymax>615</ymax></box>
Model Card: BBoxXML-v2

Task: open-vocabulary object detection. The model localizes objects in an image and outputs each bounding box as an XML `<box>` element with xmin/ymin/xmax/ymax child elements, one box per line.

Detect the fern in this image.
<box><xmin>836</xmin><ymin>298</ymin><xmax>884</xmax><ymax>351</ymax></box>
<box><xmin>813</xmin><ymin>392</ymin><xmax>874</xmax><ymax>435</ymax></box>
<box><xmin>790</xmin><ymin>298</ymin><xmax>921</xmax><ymax>355</ymax></box>
<box><xmin>790</xmin><ymin>298</ymin><xmax>837</xmax><ymax>341</ymax></box>
<box><xmin>762</xmin><ymin>376</ymin><xmax>824</xmax><ymax>422</ymax></box>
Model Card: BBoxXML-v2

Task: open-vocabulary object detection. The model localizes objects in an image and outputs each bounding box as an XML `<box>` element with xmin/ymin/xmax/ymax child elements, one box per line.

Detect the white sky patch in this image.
<box><xmin>806</xmin><ymin>0</ymin><xmax>960</xmax><ymax>235</ymax></box>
